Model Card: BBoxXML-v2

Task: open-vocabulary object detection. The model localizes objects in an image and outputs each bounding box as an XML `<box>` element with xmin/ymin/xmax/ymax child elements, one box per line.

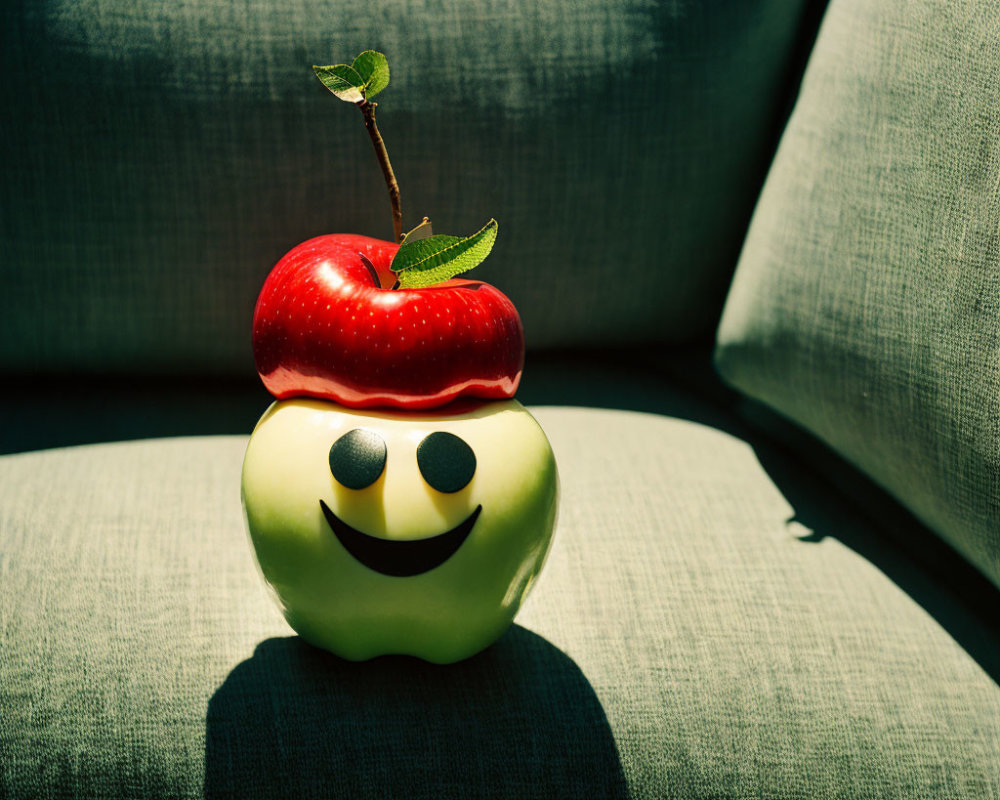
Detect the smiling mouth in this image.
<box><xmin>319</xmin><ymin>501</ymin><xmax>482</xmax><ymax>577</ymax></box>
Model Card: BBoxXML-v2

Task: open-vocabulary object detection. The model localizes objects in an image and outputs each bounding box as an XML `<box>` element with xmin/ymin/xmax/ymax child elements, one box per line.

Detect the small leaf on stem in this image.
<box><xmin>392</xmin><ymin>219</ymin><xmax>498</xmax><ymax>288</ymax></box>
<box><xmin>351</xmin><ymin>50</ymin><xmax>389</xmax><ymax>99</ymax></box>
<box><xmin>313</xmin><ymin>50</ymin><xmax>389</xmax><ymax>103</ymax></box>
<box><xmin>313</xmin><ymin>64</ymin><xmax>366</xmax><ymax>102</ymax></box>
<box><xmin>314</xmin><ymin>50</ymin><xmax>402</xmax><ymax>241</ymax></box>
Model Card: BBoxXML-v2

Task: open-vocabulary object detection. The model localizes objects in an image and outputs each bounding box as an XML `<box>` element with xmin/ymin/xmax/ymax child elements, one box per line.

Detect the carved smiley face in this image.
<box><xmin>241</xmin><ymin>398</ymin><xmax>558</xmax><ymax>663</ymax></box>
<box><xmin>320</xmin><ymin>428</ymin><xmax>482</xmax><ymax>577</ymax></box>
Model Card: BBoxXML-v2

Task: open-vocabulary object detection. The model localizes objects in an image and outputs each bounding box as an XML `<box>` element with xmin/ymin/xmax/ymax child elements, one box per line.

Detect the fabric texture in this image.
<box><xmin>715</xmin><ymin>0</ymin><xmax>1000</xmax><ymax>586</ymax></box>
<box><xmin>1</xmin><ymin>0</ymin><xmax>815</xmax><ymax>374</ymax></box>
<box><xmin>2</xmin><ymin>409</ymin><xmax>998</xmax><ymax>799</ymax></box>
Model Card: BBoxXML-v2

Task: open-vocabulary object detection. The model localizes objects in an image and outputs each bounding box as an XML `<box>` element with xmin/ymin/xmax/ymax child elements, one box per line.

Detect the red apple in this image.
<box><xmin>252</xmin><ymin>234</ymin><xmax>524</xmax><ymax>409</ymax></box>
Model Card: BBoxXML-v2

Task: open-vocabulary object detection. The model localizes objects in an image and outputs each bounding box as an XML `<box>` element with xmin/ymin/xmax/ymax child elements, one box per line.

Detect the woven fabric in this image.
<box><xmin>2</xmin><ymin>409</ymin><xmax>998</xmax><ymax>798</ymax></box>
<box><xmin>1</xmin><ymin>0</ymin><xmax>815</xmax><ymax>373</ymax></box>
<box><xmin>715</xmin><ymin>0</ymin><xmax>1000</xmax><ymax>586</ymax></box>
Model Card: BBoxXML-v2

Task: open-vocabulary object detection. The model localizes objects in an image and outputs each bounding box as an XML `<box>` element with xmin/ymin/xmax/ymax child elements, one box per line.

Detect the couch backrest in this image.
<box><xmin>2</xmin><ymin>0</ymin><xmax>820</xmax><ymax>376</ymax></box>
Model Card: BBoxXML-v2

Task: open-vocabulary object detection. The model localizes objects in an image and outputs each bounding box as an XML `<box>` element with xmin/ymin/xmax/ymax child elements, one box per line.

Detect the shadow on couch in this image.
<box><xmin>204</xmin><ymin>626</ymin><xmax>628</xmax><ymax>799</ymax></box>
<box><xmin>746</xmin><ymin>419</ymin><xmax>1000</xmax><ymax>686</ymax></box>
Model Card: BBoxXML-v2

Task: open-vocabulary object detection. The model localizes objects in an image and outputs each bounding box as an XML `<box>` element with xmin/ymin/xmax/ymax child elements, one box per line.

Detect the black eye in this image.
<box><xmin>417</xmin><ymin>432</ymin><xmax>476</xmax><ymax>493</ymax></box>
<box><xmin>328</xmin><ymin>429</ymin><xmax>386</xmax><ymax>489</ymax></box>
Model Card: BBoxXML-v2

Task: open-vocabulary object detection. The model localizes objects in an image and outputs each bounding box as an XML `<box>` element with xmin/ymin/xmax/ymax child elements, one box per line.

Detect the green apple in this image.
<box><xmin>241</xmin><ymin>397</ymin><xmax>558</xmax><ymax>664</ymax></box>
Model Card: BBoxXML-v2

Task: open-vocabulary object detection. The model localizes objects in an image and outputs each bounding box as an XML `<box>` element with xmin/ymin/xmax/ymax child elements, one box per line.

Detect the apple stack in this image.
<box><xmin>240</xmin><ymin>233</ymin><xmax>559</xmax><ymax>664</ymax></box>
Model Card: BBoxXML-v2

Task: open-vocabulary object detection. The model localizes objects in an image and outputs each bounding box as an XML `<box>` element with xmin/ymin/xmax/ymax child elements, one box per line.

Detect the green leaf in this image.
<box><xmin>313</xmin><ymin>51</ymin><xmax>389</xmax><ymax>103</ymax></box>
<box><xmin>351</xmin><ymin>50</ymin><xmax>389</xmax><ymax>100</ymax></box>
<box><xmin>313</xmin><ymin>64</ymin><xmax>365</xmax><ymax>102</ymax></box>
<box><xmin>392</xmin><ymin>219</ymin><xmax>499</xmax><ymax>288</ymax></box>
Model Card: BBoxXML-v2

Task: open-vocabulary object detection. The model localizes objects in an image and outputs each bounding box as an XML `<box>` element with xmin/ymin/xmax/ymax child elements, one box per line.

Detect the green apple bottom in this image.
<box><xmin>241</xmin><ymin>397</ymin><xmax>558</xmax><ymax>664</ymax></box>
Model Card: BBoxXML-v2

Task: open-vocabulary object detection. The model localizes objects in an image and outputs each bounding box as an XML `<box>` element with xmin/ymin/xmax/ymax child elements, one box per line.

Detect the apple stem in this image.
<box><xmin>358</xmin><ymin>100</ymin><xmax>403</xmax><ymax>244</ymax></box>
<box><xmin>358</xmin><ymin>253</ymin><xmax>382</xmax><ymax>288</ymax></box>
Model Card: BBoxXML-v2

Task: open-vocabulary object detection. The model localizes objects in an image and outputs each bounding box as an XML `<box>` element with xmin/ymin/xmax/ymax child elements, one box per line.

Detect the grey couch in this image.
<box><xmin>2</xmin><ymin>0</ymin><xmax>999</xmax><ymax>798</ymax></box>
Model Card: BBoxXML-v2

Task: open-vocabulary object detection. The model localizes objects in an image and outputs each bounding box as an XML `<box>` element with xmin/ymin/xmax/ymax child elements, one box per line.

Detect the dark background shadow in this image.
<box><xmin>204</xmin><ymin>626</ymin><xmax>627</xmax><ymax>800</ymax></box>
<box><xmin>0</xmin><ymin>346</ymin><xmax>720</xmax><ymax>455</ymax></box>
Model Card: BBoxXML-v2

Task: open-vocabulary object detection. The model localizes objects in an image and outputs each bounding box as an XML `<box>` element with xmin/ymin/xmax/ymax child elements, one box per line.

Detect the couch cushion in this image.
<box><xmin>715</xmin><ymin>0</ymin><xmax>1000</xmax><ymax>587</ymax></box>
<box><xmin>2</xmin><ymin>407</ymin><xmax>997</xmax><ymax>798</ymax></box>
<box><xmin>2</xmin><ymin>0</ymin><xmax>818</xmax><ymax>374</ymax></box>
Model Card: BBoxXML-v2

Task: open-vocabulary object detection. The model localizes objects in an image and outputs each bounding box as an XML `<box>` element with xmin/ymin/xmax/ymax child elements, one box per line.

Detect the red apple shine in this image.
<box><xmin>253</xmin><ymin>234</ymin><xmax>524</xmax><ymax>409</ymax></box>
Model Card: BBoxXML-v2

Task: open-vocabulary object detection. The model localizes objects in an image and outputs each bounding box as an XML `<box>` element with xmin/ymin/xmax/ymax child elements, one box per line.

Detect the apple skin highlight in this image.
<box><xmin>253</xmin><ymin>234</ymin><xmax>525</xmax><ymax>410</ymax></box>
